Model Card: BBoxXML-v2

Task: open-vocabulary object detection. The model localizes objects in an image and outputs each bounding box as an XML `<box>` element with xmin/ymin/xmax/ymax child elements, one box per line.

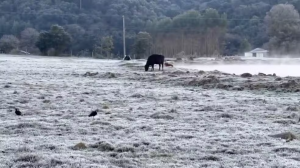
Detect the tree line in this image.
<box><xmin>1</xmin><ymin>0</ymin><xmax>300</xmax><ymax>57</ymax></box>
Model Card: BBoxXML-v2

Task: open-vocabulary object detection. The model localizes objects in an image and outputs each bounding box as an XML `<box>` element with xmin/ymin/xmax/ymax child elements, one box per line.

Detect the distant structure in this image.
<box><xmin>244</xmin><ymin>48</ymin><xmax>268</xmax><ymax>58</ymax></box>
<box><xmin>123</xmin><ymin>55</ymin><xmax>131</xmax><ymax>60</ymax></box>
<box><xmin>20</xmin><ymin>50</ymin><xmax>30</xmax><ymax>55</ymax></box>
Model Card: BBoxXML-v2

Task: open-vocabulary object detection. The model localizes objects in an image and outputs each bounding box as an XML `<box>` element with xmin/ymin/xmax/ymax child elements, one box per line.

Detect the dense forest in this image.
<box><xmin>1</xmin><ymin>0</ymin><xmax>300</xmax><ymax>57</ymax></box>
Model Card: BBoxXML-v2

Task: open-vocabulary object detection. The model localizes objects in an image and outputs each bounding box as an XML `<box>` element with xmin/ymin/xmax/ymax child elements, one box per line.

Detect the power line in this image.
<box><xmin>0</xmin><ymin>12</ymin><xmax>271</xmax><ymax>21</ymax></box>
<box><xmin>146</xmin><ymin>27</ymin><xmax>226</xmax><ymax>30</ymax></box>
<box><xmin>0</xmin><ymin>11</ymin><xmax>299</xmax><ymax>21</ymax></box>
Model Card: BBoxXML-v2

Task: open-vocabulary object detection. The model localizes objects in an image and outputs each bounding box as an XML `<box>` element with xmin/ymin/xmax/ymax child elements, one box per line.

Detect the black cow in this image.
<box><xmin>145</xmin><ymin>54</ymin><xmax>165</xmax><ymax>71</ymax></box>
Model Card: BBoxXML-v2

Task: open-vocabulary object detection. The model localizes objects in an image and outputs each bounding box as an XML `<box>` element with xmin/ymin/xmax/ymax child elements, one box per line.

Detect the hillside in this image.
<box><xmin>0</xmin><ymin>0</ymin><xmax>300</xmax><ymax>56</ymax></box>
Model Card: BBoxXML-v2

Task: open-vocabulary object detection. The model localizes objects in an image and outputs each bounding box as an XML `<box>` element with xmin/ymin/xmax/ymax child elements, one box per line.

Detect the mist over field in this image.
<box><xmin>174</xmin><ymin>57</ymin><xmax>300</xmax><ymax>77</ymax></box>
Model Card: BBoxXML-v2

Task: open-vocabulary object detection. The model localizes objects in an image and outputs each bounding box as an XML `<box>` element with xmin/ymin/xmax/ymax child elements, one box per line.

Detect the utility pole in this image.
<box><xmin>122</xmin><ymin>15</ymin><xmax>126</xmax><ymax>58</ymax></box>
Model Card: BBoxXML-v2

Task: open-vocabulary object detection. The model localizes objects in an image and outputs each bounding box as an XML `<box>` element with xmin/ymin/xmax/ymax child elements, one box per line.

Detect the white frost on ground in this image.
<box><xmin>176</xmin><ymin>64</ymin><xmax>300</xmax><ymax>77</ymax></box>
<box><xmin>1</xmin><ymin>55</ymin><xmax>300</xmax><ymax>167</ymax></box>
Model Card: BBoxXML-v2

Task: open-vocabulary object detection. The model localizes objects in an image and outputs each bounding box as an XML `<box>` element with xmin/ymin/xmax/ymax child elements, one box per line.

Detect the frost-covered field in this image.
<box><xmin>1</xmin><ymin>55</ymin><xmax>300</xmax><ymax>168</ymax></box>
<box><xmin>176</xmin><ymin>64</ymin><xmax>300</xmax><ymax>77</ymax></box>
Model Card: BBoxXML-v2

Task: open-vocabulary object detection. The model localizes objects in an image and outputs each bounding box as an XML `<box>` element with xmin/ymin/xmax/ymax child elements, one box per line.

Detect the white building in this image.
<box><xmin>244</xmin><ymin>48</ymin><xmax>268</xmax><ymax>58</ymax></box>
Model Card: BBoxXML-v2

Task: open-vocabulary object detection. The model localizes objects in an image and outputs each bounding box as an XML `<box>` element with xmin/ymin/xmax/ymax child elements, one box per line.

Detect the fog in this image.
<box><xmin>176</xmin><ymin>64</ymin><xmax>300</xmax><ymax>77</ymax></box>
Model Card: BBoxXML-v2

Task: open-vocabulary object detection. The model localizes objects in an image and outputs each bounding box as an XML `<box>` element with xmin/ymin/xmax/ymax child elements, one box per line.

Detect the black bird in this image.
<box><xmin>89</xmin><ymin>109</ymin><xmax>98</xmax><ymax>117</ymax></box>
<box><xmin>15</xmin><ymin>108</ymin><xmax>22</xmax><ymax>116</ymax></box>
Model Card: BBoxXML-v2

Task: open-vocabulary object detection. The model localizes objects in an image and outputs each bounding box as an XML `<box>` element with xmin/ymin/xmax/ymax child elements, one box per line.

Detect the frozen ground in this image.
<box><xmin>176</xmin><ymin>64</ymin><xmax>300</xmax><ymax>77</ymax></box>
<box><xmin>1</xmin><ymin>55</ymin><xmax>300</xmax><ymax>168</ymax></box>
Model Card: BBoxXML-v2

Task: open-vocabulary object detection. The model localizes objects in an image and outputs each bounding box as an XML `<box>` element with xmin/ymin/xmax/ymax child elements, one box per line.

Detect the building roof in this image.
<box><xmin>248</xmin><ymin>48</ymin><xmax>268</xmax><ymax>53</ymax></box>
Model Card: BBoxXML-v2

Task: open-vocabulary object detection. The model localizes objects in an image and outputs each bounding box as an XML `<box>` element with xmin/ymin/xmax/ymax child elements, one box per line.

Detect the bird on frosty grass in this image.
<box><xmin>15</xmin><ymin>108</ymin><xmax>22</xmax><ymax>116</ymax></box>
<box><xmin>89</xmin><ymin>109</ymin><xmax>98</xmax><ymax>118</ymax></box>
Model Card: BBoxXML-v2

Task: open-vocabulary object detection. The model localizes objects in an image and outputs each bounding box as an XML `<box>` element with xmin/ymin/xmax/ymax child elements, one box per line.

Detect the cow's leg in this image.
<box><xmin>159</xmin><ymin>64</ymin><xmax>161</xmax><ymax>71</ymax></box>
<box><xmin>151</xmin><ymin>65</ymin><xmax>154</xmax><ymax>71</ymax></box>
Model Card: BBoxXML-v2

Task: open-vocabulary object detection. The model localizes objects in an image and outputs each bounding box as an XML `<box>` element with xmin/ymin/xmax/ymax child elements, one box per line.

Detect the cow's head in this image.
<box><xmin>145</xmin><ymin>64</ymin><xmax>149</xmax><ymax>71</ymax></box>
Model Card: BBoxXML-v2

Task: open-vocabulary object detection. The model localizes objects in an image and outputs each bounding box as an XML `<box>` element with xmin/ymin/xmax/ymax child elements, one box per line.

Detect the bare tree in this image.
<box><xmin>20</xmin><ymin>28</ymin><xmax>39</xmax><ymax>53</ymax></box>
